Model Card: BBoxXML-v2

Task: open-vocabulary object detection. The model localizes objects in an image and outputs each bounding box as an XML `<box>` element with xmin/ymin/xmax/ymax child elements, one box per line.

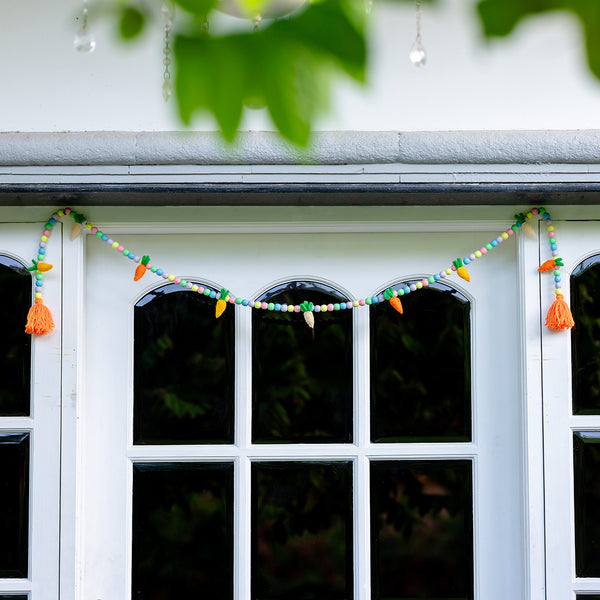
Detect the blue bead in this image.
<box><xmin>38</xmin><ymin>247</ymin><xmax>45</xmax><ymax>254</ymax></box>
<box><xmin>274</xmin><ymin>303</ymin><xmax>281</xmax><ymax>311</ymax></box>
<box><xmin>403</xmin><ymin>286</ymin><xmax>410</xmax><ymax>294</ymax></box>
<box><xmin>340</xmin><ymin>302</ymin><xmax>346</xmax><ymax>309</ymax></box>
<box><xmin>434</xmin><ymin>274</ymin><xmax>441</xmax><ymax>281</ymax></box>
<box><xmin>242</xmin><ymin>299</ymin><xmax>249</xmax><ymax>306</ymax></box>
<box><xmin>209</xmin><ymin>290</ymin><xmax>217</xmax><ymax>298</ymax></box>
<box><xmin>372</xmin><ymin>296</ymin><xmax>378</xmax><ymax>304</ymax></box>
<box><xmin>101</xmin><ymin>235</ymin><xmax>108</xmax><ymax>241</ymax></box>
<box><xmin>463</xmin><ymin>257</ymin><xmax>470</xmax><ymax>264</ymax></box>
<box><xmin>555</xmin><ymin>276</ymin><xmax>561</xmax><ymax>282</ymax></box>
<box><xmin>36</xmin><ymin>280</ymin><xmax>43</xmax><ymax>286</ymax></box>
<box><xmin>491</xmin><ymin>240</ymin><xmax>498</xmax><ymax>247</ymax></box>
<box><xmin>156</xmin><ymin>269</ymin><xmax>163</xmax><ymax>276</ymax></box>
<box><xmin>128</xmin><ymin>253</ymin><xmax>135</xmax><ymax>259</ymax></box>
<box><xmin>48</xmin><ymin>218</ymin><xmax>56</xmax><ymax>225</ymax></box>
<box><xmin>551</xmin><ymin>244</ymin><xmax>557</xmax><ymax>251</ymax></box>
<box><xmin>543</xmin><ymin>213</ymin><xmax>551</xmax><ymax>219</ymax></box>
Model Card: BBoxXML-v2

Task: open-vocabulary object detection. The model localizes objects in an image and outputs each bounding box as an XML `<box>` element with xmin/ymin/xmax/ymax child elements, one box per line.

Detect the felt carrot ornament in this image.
<box><xmin>215</xmin><ymin>288</ymin><xmax>229</xmax><ymax>319</ymax></box>
<box><xmin>300</xmin><ymin>301</ymin><xmax>315</xmax><ymax>329</ymax></box>
<box><xmin>515</xmin><ymin>213</ymin><xmax>536</xmax><ymax>239</ymax></box>
<box><xmin>539</xmin><ymin>257</ymin><xmax>564</xmax><ymax>272</ymax></box>
<box><xmin>134</xmin><ymin>256</ymin><xmax>150</xmax><ymax>281</ymax></box>
<box><xmin>70</xmin><ymin>212</ymin><xmax>86</xmax><ymax>240</ymax></box>
<box><xmin>453</xmin><ymin>258</ymin><xmax>470</xmax><ymax>282</ymax></box>
<box><xmin>27</xmin><ymin>259</ymin><xmax>53</xmax><ymax>272</ymax></box>
<box><xmin>384</xmin><ymin>286</ymin><xmax>403</xmax><ymax>314</ymax></box>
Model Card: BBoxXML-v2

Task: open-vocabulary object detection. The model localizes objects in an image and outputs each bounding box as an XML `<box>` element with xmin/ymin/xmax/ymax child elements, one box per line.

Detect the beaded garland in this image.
<box><xmin>25</xmin><ymin>206</ymin><xmax>573</xmax><ymax>334</ymax></box>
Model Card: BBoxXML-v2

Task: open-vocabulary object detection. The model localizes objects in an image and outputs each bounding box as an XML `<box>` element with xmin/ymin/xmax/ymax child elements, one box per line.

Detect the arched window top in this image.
<box><xmin>133</xmin><ymin>282</ymin><xmax>235</xmax><ymax>445</ymax></box>
<box><xmin>370</xmin><ymin>278</ymin><xmax>471</xmax><ymax>443</ymax></box>
<box><xmin>0</xmin><ymin>255</ymin><xmax>31</xmax><ymax>417</ymax></box>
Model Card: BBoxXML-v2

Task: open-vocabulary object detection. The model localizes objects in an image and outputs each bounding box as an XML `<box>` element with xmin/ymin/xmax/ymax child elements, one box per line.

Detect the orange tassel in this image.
<box><xmin>389</xmin><ymin>296</ymin><xmax>403</xmax><ymax>314</ymax></box>
<box><xmin>545</xmin><ymin>294</ymin><xmax>574</xmax><ymax>330</ymax></box>
<box><xmin>25</xmin><ymin>298</ymin><xmax>55</xmax><ymax>335</ymax></box>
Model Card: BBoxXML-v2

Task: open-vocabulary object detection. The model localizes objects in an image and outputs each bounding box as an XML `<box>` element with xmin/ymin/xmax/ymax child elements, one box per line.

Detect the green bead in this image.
<box><xmin>334</xmin><ymin>303</ymin><xmax>340</xmax><ymax>311</ymax></box>
<box><xmin>485</xmin><ymin>243</ymin><xmax>493</xmax><ymax>250</ymax></box>
<box><xmin>123</xmin><ymin>249</ymin><xmax>129</xmax><ymax>255</ymax></box>
<box><xmin>37</xmin><ymin>255</ymin><xmax>44</xmax><ymax>261</ymax></box>
<box><xmin>398</xmin><ymin>289</ymin><xmax>404</xmax><ymax>296</ymax></box>
<box><xmin>511</xmin><ymin>224</ymin><xmax>518</xmax><ymax>231</ymax></box>
<box><xmin>554</xmin><ymin>270</ymin><xmax>561</xmax><ymax>276</ymax></box>
<box><xmin>550</xmin><ymin>237</ymin><xmax>556</xmax><ymax>244</ymax></box>
<box><xmin>235</xmin><ymin>297</ymin><xmax>242</xmax><ymax>304</ymax></box>
<box><xmin>203</xmin><ymin>288</ymin><xmax>211</xmax><ymax>296</ymax></box>
<box><xmin>96</xmin><ymin>231</ymin><xmax>103</xmax><ymax>238</ymax></box>
<box><xmin>428</xmin><ymin>276</ymin><xmax>435</xmax><ymax>284</ymax></box>
<box><xmin>268</xmin><ymin>303</ymin><xmax>274</xmax><ymax>311</ymax></box>
<box><xmin>365</xmin><ymin>297</ymin><xmax>372</xmax><ymax>305</ymax></box>
<box><xmin>180</xmin><ymin>280</ymin><xmax>187</xmax><ymax>287</ymax></box>
<box><xmin>150</xmin><ymin>266</ymin><xmax>157</xmax><ymax>273</ymax></box>
<box><xmin>35</xmin><ymin>273</ymin><xmax>43</xmax><ymax>280</ymax></box>
<box><xmin>45</xmin><ymin>223</ymin><xmax>52</xmax><ymax>229</ymax></box>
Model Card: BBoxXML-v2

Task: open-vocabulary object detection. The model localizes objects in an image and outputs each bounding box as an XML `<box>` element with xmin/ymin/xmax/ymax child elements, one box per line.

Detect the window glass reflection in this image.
<box><xmin>370</xmin><ymin>281</ymin><xmax>471</xmax><ymax>442</ymax></box>
<box><xmin>134</xmin><ymin>284</ymin><xmax>235</xmax><ymax>444</ymax></box>
<box><xmin>253</xmin><ymin>281</ymin><xmax>352</xmax><ymax>443</ymax></box>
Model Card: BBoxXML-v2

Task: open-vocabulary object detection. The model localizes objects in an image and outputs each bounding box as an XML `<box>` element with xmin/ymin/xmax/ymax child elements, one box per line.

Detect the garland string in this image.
<box><xmin>24</xmin><ymin>206</ymin><xmax>574</xmax><ymax>335</ymax></box>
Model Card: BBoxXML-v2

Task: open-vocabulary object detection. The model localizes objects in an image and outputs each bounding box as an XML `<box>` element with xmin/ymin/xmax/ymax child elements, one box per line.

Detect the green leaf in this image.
<box><xmin>173</xmin><ymin>0</ymin><xmax>217</xmax><ymax>18</ymax></box>
<box><xmin>119</xmin><ymin>6</ymin><xmax>145</xmax><ymax>40</ymax></box>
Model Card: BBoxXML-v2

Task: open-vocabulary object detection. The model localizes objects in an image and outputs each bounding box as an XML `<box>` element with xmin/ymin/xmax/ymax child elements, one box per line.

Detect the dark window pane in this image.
<box><xmin>370</xmin><ymin>281</ymin><xmax>471</xmax><ymax>442</ymax></box>
<box><xmin>0</xmin><ymin>433</ymin><xmax>29</xmax><ymax>578</ymax></box>
<box><xmin>252</xmin><ymin>462</ymin><xmax>353</xmax><ymax>600</ymax></box>
<box><xmin>132</xmin><ymin>462</ymin><xmax>233</xmax><ymax>600</ymax></box>
<box><xmin>371</xmin><ymin>460</ymin><xmax>473</xmax><ymax>600</ymax></box>
<box><xmin>0</xmin><ymin>257</ymin><xmax>31</xmax><ymax>416</ymax></box>
<box><xmin>574</xmin><ymin>432</ymin><xmax>600</xmax><ymax>576</ymax></box>
<box><xmin>572</xmin><ymin>257</ymin><xmax>600</xmax><ymax>414</ymax></box>
<box><xmin>576</xmin><ymin>597</ymin><xmax>600</xmax><ymax>599</ymax></box>
<box><xmin>253</xmin><ymin>281</ymin><xmax>353</xmax><ymax>443</ymax></box>
<box><xmin>0</xmin><ymin>596</ymin><xmax>28</xmax><ymax>599</ymax></box>
<box><xmin>134</xmin><ymin>284</ymin><xmax>234</xmax><ymax>444</ymax></box>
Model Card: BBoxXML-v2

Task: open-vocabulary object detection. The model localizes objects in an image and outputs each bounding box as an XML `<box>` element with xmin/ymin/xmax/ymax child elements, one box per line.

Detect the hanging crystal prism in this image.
<box><xmin>409</xmin><ymin>0</ymin><xmax>426</xmax><ymax>66</ymax></box>
<box><xmin>74</xmin><ymin>0</ymin><xmax>96</xmax><ymax>53</ymax></box>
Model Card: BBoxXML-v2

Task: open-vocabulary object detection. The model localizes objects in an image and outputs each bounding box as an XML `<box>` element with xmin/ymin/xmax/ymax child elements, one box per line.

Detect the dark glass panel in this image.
<box><xmin>252</xmin><ymin>462</ymin><xmax>353</xmax><ymax>600</ymax></box>
<box><xmin>572</xmin><ymin>257</ymin><xmax>600</xmax><ymax>414</ymax></box>
<box><xmin>576</xmin><ymin>596</ymin><xmax>600</xmax><ymax>599</ymax></box>
<box><xmin>370</xmin><ymin>281</ymin><xmax>471</xmax><ymax>442</ymax></box>
<box><xmin>0</xmin><ymin>257</ymin><xmax>31</xmax><ymax>416</ymax></box>
<box><xmin>253</xmin><ymin>281</ymin><xmax>352</xmax><ymax>443</ymax></box>
<box><xmin>0</xmin><ymin>433</ymin><xmax>29</xmax><ymax>578</ymax></box>
<box><xmin>0</xmin><ymin>596</ymin><xmax>28</xmax><ymax>599</ymax></box>
<box><xmin>132</xmin><ymin>462</ymin><xmax>234</xmax><ymax>600</ymax></box>
<box><xmin>574</xmin><ymin>432</ymin><xmax>600</xmax><ymax>576</ymax></box>
<box><xmin>134</xmin><ymin>284</ymin><xmax>234</xmax><ymax>444</ymax></box>
<box><xmin>371</xmin><ymin>460</ymin><xmax>473</xmax><ymax>600</ymax></box>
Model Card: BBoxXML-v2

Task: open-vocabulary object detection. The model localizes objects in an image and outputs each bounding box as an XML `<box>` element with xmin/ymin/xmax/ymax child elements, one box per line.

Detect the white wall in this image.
<box><xmin>3</xmin><ymin>0</ymin><xmax>600</xmax><ymax>133</ymax></box>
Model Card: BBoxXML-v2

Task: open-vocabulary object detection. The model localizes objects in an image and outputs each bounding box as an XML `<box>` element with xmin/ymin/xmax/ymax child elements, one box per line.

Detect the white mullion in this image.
<box><xmin>0</xmin><ymin>419</ymin><xmax>32</xmax><ymax>431</ymax></box>
<box><xmin>235</xmin><ymin>455</ymin><xmax>252</xmax><ymax>600</ymax></box>
<box><xmin>236</xmin><ymin>304</ymin><xmax>252</xmax><ymax>449</ymax></box>
<box><xmin>354</xmin><ymin>454</ymin><xmax>371</xmax><ymax>600</ymax></box>
<box><xmin>354</xmin><ymin>306</ymin><xmax>370</xmax><ymax>450</ymax></box>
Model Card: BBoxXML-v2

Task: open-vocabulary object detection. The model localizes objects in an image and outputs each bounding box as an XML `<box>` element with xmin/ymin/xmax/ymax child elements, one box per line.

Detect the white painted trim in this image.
<box><xmin>1</xmin><ymin>131</ymin><xmax>600</xmax><ymax>166</ymax></box>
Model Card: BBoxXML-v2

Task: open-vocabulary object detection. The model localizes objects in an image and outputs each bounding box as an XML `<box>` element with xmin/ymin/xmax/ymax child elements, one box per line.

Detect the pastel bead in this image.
<box><xmin>117</xmin><ymin>245</ymin><xmax>124</xmax><ymax>252</ymax></box>
<box><xmin>39</xmin><ymin>248</ymin><xmax>45</xmax><ymax>255</ymax></box>
<box><xmin>35</xmin><ymin>292</ymin><xmax>42</xmax><ymax>299</ymax></box>
<box><xmin>552</xmin><ymin>250</ymin><xmax>559</xmax><ymax>256</ymax></box>
<box><xmin>91</xmin><ymin>227</ymin><xmax>98</xmax><ymax>235</ymax></box>
<box><xmin>254</xmin><ymin>301</ymin><xmax>261</xmax><ymax>309</ymax></box>
<box><xmin>151</xmin><ymin>266</ymin><xmax>158</xmax><ymax>273</ymax></box>
<box><xmin>398</xmin><ymin>288</ymin><xmax>404</xmax><ymax>296</ymax></box>
<box><xmin>173</xmin><ymin>277</ymin><xmax>181</xmax><ymax>284</ymax></box>
<box><xmin>543</xmin><ymin>213</ymin><xmax>551</xmax><ymax>220</ymax></box>
<box><xmin>334</xmin><ymin>303</ymin><xmax>340</xmax><ymax>311</ymax></box>
<box><xmin>162</xmin><ymin>274</ymin><xmax>169</xmax><ymax>279</ymax></box>
<box><xmin>168</xmin><ymin>275</ymin><xmax>175</xmax><ymax>281</ymax></box>
<box><xmin>35</xmin><ymin>273</ymin><xmax>43</xmax><ymax>280</ymax></box>
<box><xmin>294</xmin><ymin>305</ymin><xmax>301</xmax><ymax>312</ymax></box>
<box><xmin>551</xmin><ymin>244</ymin><xmax>557</xmax><ymax>251</ymax></box>
<box><xmin>37</xmin><ymin>255</ymin><xmax>44</xmax><ymax>261</ymax></box>
<box><xmin>36</xmin><ymin>281</ymin><xmax>43</xmax><ymax>287</ymax></box>
<box><xmin>180</xmin><ymin>281</ymin><xmax>187</xmax><ymax>288</ymax></box>
<box><xmin>41</xmin><ymin>235</ymin><xmax>48</xmax><ymax>242</ymax></box>
<box><xmin>555</xmin><ymin>282</ymin><xmax>562</xmax><ymax>289</ymax></box>
<box><xmin>445</xmin><ymin>268</ymin><xmax>452</xmax><ymax>275</ymax></box>
<box><xmin>554</xmin><ymin>276</ymin><xmax>561</xmax><ymax>282</ymax></box>
<box><xmin>501</xmin><ymin>232</ymin><xmax>509</xmax><ymax>240</ymax></box>
<box><xmin>526</xmin><ymin>212</ymin><xmax>533</xmax><ymax>219</ymax></box>
<box><xmin>156</xmin><ymin>269</ymin><xmax>163</xmax><ymax>276</ymax></box>
<box><xmin>496</xmin><ymin>236</ymin><xmax>503</xmax><ymax>243</ymax></box>
<box><xmin>359</xmin><ymin>299</ymin><xmax>366</xmax><ymax>306</ymax></box>
<box><xmin>43</xmin><ymin>230</ymin><xmax>51</xmax><ymax>237</ymax></box>
<box><xmin>64</xmin><ymin>208</ymin><xmax>71</xmax><ymax>215</ymax></box>
<box><xmin>480</xmin><ymin>248</ymin><xmax>487</xmax><ymax>254</ymax></box>
<box><xmin>58</xmin><ymin>209</ymin><xmax>65</xmax><ymax>216</ymax></box>
<box><xmin>547</xmin><ymin>225</ymin><xmax>554</xmax><ymax>232</ymax></box>
<box><xmin>287</xmin><ymin>304</ymin><xmax>294</xmax><ymax>312</ymax></box>
<box><xmin>260</xmin><ymin>302</ymin><xmax>267</xmax><ymax>309</ymax></box>
<box><xmin>532</xmin><ymin>208</ymin><xmax>539</xmax><ymax>215</ymax></box>
<box><xmin>133</xmin><ymin>256</ymin><xmax>140</xmax><ymax>263</ymax></box>
<box><xmin>339</xmin><ymin>303</ymin><xmax>345</xmax><ymax>310</ymax></box>
<box><xmin>555</xmin><ymin>288</ymin><xmax>562</xmax><ymax>295</ymax></box>
<box><xmin>39</xmin><ymin>242</ymin><xmax>46</xmax><ymax>248</ymax></box>
<box><xmin>410</xmin><ymin>284</ymin><xmax>417</xmax><ymax>291</ymax></box>
<box><xmin>235</xmin><ymin>297</ymin><xmax>242</xmax><ymax>305</ymax></box>
<box><xmin>416</xmin><ymin>282</ymin><xmax>423</xmax><ymax>289</ymax></box>
<box><xmin>421</xmin><ymin>279</ymin><xmax>429</xmax><ymax>286</ymax></box>
<box><xmin>210</xmin><ymin>291</ymin><xmax>217</xmax><ymax>299</ymax></box>
<box><xmin>45</xmin><ymin>223</ymin><xmax>53</xmax><ymax>230</ymax></box>
<box><xmin>463</xmin><ymin>258</ymin><xmax>470</xmax><ymax>265</ymax></box>
<box><xmin>101</xmin><ymin>235</ymin><xmax>108</xmax><ymax>241</ymax></box>
<box><xmin>268</xmin><ymin>303</ymin><xmax>275</xmax><ymax>311</ymax></box>
<box><xmin>403</xmin><ymin>286</ymin><xmax>411</xmax><ymax>294</ymax></box>
<box><xmin>346</xmin><ymin>302</ymin><xmax>353</xmax><ymax>309</ymax></box>
<box><xmin>191</xmin><ymin>284</ymin><xmax>198</xmax><ymax>291</ymax></box>
<box><xmin>315</xmin><ymin>304</ymin><xmax>322</xmax><ymax>312</ymax></box>
<box><xmin>428</xmin><ymin>276</ymin><xmax>435</xmax><ymax>284</ymax></box>
<box><xmin>433</xmin><ymin>274</ymin><xmax>440</xmax><ymax>281</ymax></box>
<box><xmin>328</xmin><ymin>303</ymin><xmax>334</xmax><ymax>311</ymax></box>
<box><xmin>128</xmin><ymin>253</ymin><xmax>135</xmax><ymax>260</ymax></box>
<box><xmin>274</xmin><ymin>303</ymin><xmax>281</xmax><ymax>311</ymax></box>
<box><xmin>35</xmin><ymin>286</ymin><xmax>43</xmax><ymax>292</ymax></box>
<box><xmin>85</xmin><ymin>223</ymin><xmax>92</xmax><ymax>230</ymax></box>
<box><xmin>371</xmin><ymin>296</ymin><xmax>378</xmax><ymax>304</ymax></box>
<box><xmin>507</xmin><ymin>229</ymin><xmax>514</xmax><ymax>236</ymax></box>
<box><xmin>554</xmin><ymin>270</ymin><xmax>561</xmax><ymax>276</ymax></box>
<box><xmin>469</xmin><ymin>254</ymin><xmax>476</xmax><ymax>261</ymax></box>
<box><xmin>107</xmin><ymin>239</ymin><xmax>113</xmax><ymax>245</ymax></box>
<box><xmin>488</xmin><ymin>242</ymin><xmax>495</xmax><ymax>249</ymax></box>
<box><xmin>511</xmin><ymin>225</ymin><xmax>518</xmax><ymax>231</ymax></box>
<box><xmin>242</xmin><ymin>299</ymin><xmax>249</xmax><ymax>306</ymax></box>
<box><xmin>365</xmin><ymin>298</ymin><xmax>371</xmax><ymax>305</ymax></box>
<box><xmin>378</xmin><ymin>294</ymin><xmax>385</xmax><ymax>302</ymax></box>
<box><xmin>550</xmin><ymin>237</ymin><xmax>556</xmax><ymax>244</ymax></box>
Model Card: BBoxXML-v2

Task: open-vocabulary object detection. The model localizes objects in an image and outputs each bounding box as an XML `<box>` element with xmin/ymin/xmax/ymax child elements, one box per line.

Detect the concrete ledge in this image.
<box><xmin>0</xmin><ymin>130</ymin><xmax>599</xmax><ymax>166</ymax></box>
